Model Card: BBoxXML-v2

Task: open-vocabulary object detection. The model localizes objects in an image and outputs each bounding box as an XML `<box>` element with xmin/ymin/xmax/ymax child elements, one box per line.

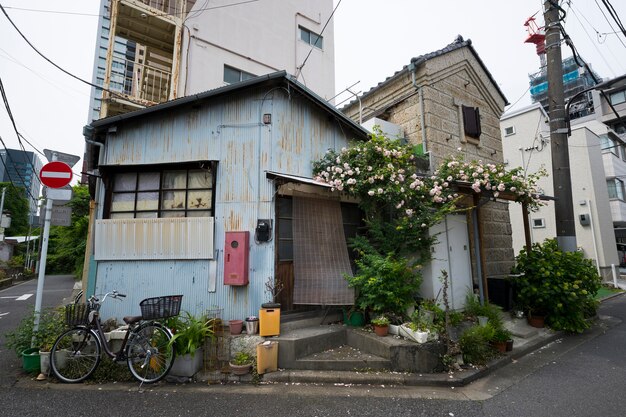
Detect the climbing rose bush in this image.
<box><xmin>312</xmin><ymin>131</ymin><xmax>547</xmax><ymax>316</ymax></box>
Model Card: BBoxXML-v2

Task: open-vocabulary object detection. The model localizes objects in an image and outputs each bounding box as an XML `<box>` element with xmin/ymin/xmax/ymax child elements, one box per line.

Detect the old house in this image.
<box><xmin>82</xmin><ymin>72</ymin><xmax>368</xmax><ymax>320</ymax></box>
<box><xmin>341</xmin><ymin>36</ymin><xmax>515</xmax><ymax>309</ymax></box>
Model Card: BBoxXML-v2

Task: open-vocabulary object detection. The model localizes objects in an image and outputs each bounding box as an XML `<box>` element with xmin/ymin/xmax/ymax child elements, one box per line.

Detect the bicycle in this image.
<box><xmin>50</xmin><ymin>290</ymin><xmax>183</xmax><ymax>384</ymax></box>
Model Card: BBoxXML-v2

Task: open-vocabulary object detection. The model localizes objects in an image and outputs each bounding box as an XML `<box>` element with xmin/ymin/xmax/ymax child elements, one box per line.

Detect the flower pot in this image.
<box><xmin>477</xmin><ymin>315</ymin><xmax>489</xmax><ymax>326</ymax></box>
<box><xmin>413</xmin><ymin>330</ymin><xmax>429</xmax><ymax>344</ymax></box>
<box><xmin>169</xmin><ymin>348</ymin><xmax>203</xmax><ymax>378</ymax></box>
<box><xmin>229</xmin><ymin>320</ymin><xmax>243</xmax><ymax>335</ymax></box>
<box><xmin>39</xmin><ymin>351</ymin><xmax>51</xmax><ymax>375</ymax></box>
<box><xmin>505</xmin><ymin>339</ymin><xmax>514</xmax><ymax>352</ymax></box>
<box><xmin>388</xmin><ymin>324</ymin><xmax>400</xmax><ymax>335</ymax></box>
<box><xmin>527</xmin><ymin>315</ymin><xmax>545</xmax><ymax>328</ymax></box>
<box><xmin>229</xmin><ymin>362</ymin><xmax>252</xmax><ymax>376</ymax></box>
<box><xmin>490</xmin><ymin>341</ymin><xmax>507</xmax><ymax>353</ymax></box>
<box><xmin>373</xmin><ymin>324</ymin><xmax>389</xmax><ymax>337</ymax></box>
<box><xmin>419</xmin><ymin>309</ymin><xmax>435</xmax><ymax>325</ymax></box>
<box><xmin>21</xmin><ymin>348</ymin><xmax>40</xmax><ymax>373</ymax></box>
<box><xmin>399</xmin><ymin>325</ymin><xmax>429</xmax><ymax>343</ymax></box>
<box><xmin>342</xmin><ymin>309</ymin><xmax>365</xmax><ymax>327</ymax></box>
<box><xmin>245</xmin><ymin>317</ymin><xmax>259</xmax><ymax>335</ymax></box>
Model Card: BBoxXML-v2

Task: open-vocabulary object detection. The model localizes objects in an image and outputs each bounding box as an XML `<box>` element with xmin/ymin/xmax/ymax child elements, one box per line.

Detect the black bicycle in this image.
<box><xmin>50</xmin><ymin>291</ymin><xmax>182</xmax><ymax>384</ymax></box>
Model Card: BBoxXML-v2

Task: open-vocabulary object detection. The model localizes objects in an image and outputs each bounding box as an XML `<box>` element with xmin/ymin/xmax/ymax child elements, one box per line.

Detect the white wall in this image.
<box><xmin>180</xmin><ymin>0</ymin><xmax>335</xmax><ymax>101</ymax></box>
<box><xmin>500</xmin><ymin>105</ymin><xmax>619</xmax><ymax>274</ymax></box>
<box><xmin>500</xmin><ymin>104</ymin><xmax>555</xmax><ymax>255</ymax></box>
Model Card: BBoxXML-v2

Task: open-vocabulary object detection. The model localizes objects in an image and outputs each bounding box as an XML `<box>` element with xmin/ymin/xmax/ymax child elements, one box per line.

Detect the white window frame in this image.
<box><xmin>607</xmin><ymin>178</ymin><xmax>625</xmax><ymax>201</ymax></box>
<box><xmin>504</xmin><ymin>126</ymin><xmax>515</xmax><ymax>136</ymax></box>
<box><xmin>532</xmin><ymin>218</ymin><xmax>545</xmax><ymax>228</ymax></box>
<box><xmin>299</xmin><ymin>26</ymin><xmax>323</xmax><ymax>50</ymax></box>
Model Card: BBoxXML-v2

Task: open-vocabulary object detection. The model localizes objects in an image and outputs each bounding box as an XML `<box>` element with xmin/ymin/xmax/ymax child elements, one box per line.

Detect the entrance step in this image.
<box><xmin>295</xmin><ymin>345</ymin><xmax>390</xmax><ymax>371</ymax></box>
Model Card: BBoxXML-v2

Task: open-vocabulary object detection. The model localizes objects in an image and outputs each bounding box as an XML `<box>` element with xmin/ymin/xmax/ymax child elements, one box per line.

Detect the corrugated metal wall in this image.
<box><xmin>95</xmin><ymin>86</ymin><xmax>352</xmax><ymax>321</ymax></box>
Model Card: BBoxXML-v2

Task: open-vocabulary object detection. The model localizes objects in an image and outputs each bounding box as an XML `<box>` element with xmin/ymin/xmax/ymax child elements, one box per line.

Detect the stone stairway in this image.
<box><xmin>271</xmin><ymin>322</ymin><xmax>444</xmax><ymax>373</ymax></box>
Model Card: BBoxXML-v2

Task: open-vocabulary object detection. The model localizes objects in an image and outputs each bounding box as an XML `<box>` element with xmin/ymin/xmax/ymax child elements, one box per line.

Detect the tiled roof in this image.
<box><xmin>341</xmin><ymin>35</ymin><xmax>508</xmax><ymax>110</ymax></box>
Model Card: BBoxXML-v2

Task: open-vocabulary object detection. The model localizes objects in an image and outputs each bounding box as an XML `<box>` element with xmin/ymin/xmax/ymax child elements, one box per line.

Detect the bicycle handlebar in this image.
<box><xmin>87</xmin><ymin>290</ymin><xmax>126</xmax><ymax>310</ymax></box>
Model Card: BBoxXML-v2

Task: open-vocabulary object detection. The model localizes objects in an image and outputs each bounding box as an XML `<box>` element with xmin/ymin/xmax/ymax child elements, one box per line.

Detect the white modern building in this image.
<box><xmin>87</xmin><ymin>0</ymin><xmax>336</xmax><ymax>122</ymax></box>
<box><xmin>501</xmin><ymin>102</ymin><xmax>620</xmax><ymax>279</ymax></box>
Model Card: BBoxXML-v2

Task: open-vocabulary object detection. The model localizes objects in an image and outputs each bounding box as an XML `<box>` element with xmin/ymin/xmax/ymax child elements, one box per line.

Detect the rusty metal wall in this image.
<box><xmin>95</xmin><ymin>87</ymin><xmax>352</xmax><ymax>320</ymax></box>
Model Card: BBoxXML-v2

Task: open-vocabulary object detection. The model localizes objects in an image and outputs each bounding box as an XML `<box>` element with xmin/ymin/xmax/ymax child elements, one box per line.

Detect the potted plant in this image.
<box><xmin>229</xmin><ymin>350</ymin><xmax>253</xmax><ymax>375</ymax></box>
<box><xmin>371</xmin><ymin>315</ymin><xmax>390</xmax><ymax>337</ymax></box>
<box><xmin>167</xmin><ymin>312</ymin><xmax>215</xmax><ymax>378</ymax></box>
<box><xmin>5</xmin><ymin>308</ymin><xmax>65</xmax><ymax>374</ymax></box>
<box><xmin>510</xmin><ymin>239</ymin><xmax>601</xmax><ymax>333</ymax></box>
<box><xmin>489</xmin><ymin>327</ymin><xmax>512</xmax><ymax>353</ymax></box>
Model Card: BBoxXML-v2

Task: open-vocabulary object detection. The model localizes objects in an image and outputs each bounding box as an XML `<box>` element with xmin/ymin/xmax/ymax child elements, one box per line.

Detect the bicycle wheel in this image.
<box><xmin>50</xmin><ymin>327</ymin><xmax>101</xmax><ymax>383</ymax></box>
<box><xmin>126</xmin><ymin>322</ymin><xmax>175</xmax><ymax>383</ymax></box>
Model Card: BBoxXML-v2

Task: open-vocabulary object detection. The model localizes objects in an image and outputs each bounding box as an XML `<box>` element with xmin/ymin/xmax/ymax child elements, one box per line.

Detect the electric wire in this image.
<box><xmin>594</xmin><ymin>0</ymin><xmax>626</xmax><ymax>48</ymax></box>
<box><xmin>567</xmin><ymin>0</ymin><xmax>618</xmax><ymax>76</ymax></box>
<box><xmin>2</xmin><ymin>0</ymin><xmax>260</xmax><ymax>19</ymax></box>
<box><xmin>295</xmin><ymin>0</ymin><xmax>342</xmax><ymax>80</ymax></box>
<box><xmin>601</xmin><ymin>0</ymin><xmax>626</xmax><ymax>38</ymax></box>
<box><xmin>504</xmin><ymin>85</ymin><xmax>531</xmax><ymax>112</ymax></box>
<box><xmin>0</xmin><ymin>3</ymin><xmax>143</xmax><ymax>106</ymax></box>
<box><xmin>0</xmin><ymin>76</ymin><xmax>42</xmax><ymax>199</ymax></box>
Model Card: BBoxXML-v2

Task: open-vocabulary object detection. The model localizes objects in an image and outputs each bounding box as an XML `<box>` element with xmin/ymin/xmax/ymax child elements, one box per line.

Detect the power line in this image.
<box><xmin>295</xmin><ymin>0</ymin><xmax>342</xmax><ymax>80</ymax></box>
<box><xmin>0</xmin><ymin>3</ymin><xmax>142</xmax><ymax>106</ymax></box>
<box><xmin>3</xmin><ymin>0</ymin><xmax>260</xmax><ymax>19</ymax></box>
<box><xmin>0</xmin><ymin>77</ymin><xmax>42</xmax><ymax>200</ymax></box>
<box><xmin>601</xmin><ymin>0</ymin><xmax>626</xmax><ymax>39</ymax></box>
<box><xmin>593</xmin><ymin>0</ymin><xmax>626</xmax><ymax>48</ymax></box>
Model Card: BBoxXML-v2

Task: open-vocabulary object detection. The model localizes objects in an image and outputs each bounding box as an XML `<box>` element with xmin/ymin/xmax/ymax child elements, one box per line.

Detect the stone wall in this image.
<box><xmin>342</xmin><ymin>44</ymin><xmax>516</xmax><ymax>285</ymax></box>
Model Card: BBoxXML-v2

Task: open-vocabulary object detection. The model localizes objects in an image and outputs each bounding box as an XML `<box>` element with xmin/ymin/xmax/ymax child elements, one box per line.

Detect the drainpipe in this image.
<box><xmin>83</xmin><ymin>125</ymin><xmax>104</xmax><ymax>297</ymax></box>
<box><xmin>409</xmin><ymin>62</ymin><xmax>430</xmax><ymax>170</ymax></box>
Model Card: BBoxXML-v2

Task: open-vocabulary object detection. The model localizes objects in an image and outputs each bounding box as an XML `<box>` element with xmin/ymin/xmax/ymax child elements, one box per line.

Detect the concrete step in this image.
<box><xmin>295</xmin><ymin>345</ymin><xmax>390</xmax><ymax>371</ymax></box>
<box><xmin>273</xmin><ymin>325</ymin><xmax>346</xmax><ymax>369</ymax></box>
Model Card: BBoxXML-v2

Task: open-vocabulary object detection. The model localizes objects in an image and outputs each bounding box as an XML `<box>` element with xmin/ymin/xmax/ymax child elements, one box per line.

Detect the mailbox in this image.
<box><xmin>224</xmin><ymin>231</ymin><xmax>249</xmax><ymax>286</ymax></box>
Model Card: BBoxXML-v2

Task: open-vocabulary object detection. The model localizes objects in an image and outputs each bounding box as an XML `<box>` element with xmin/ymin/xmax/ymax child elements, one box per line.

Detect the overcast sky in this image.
<box><xmin>0</xmin><ymin>0</ymin><xmax>625</xmax><ymax>183</ymax></box>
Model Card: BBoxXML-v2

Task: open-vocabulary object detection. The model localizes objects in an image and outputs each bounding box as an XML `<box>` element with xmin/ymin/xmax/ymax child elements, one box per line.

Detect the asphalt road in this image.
<box><xmin>0</xmin><ymin>287</ymin><xmax>624</xmax><ymax>417</ymax></box>
<box><xmin>0</xmin><ymin>275</ymin><xmax>76</xmax><ymax>387</ymax></box>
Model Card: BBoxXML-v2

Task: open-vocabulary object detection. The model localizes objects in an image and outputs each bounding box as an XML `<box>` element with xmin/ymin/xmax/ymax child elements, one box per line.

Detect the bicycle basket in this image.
<box><xmin>140</xmin><ymin>295</ymin><xmax>183</xmax><ymax>320</ymax></box>
<box><xmin>65</xmin><ymin>303</ymin><xmax>90</xmax><ymax>326</ymax></box>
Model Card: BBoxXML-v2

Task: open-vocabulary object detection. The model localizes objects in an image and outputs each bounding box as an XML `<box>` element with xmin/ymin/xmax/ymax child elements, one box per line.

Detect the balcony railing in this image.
<box><xmin>109</xmin><ymin>56</ymin><xmax>171</xmax><ymax>104</ymax></box>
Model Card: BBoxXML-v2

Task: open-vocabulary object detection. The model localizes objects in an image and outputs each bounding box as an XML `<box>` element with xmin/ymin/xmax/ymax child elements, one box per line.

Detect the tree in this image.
<box><xmin>0</xmin><ymin>182</ymin><xmax>31</xmax><ymax>236</ymax></box>
<box><xmin>46</xmin><ymin>185</ymin><xmax>90</xmax><ymax>277</ymax></box>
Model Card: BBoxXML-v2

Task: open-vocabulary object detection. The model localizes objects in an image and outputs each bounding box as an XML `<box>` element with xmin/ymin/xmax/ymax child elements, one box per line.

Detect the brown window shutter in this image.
<box><xmin>462</xmin><ymin>105</ymin><xmax>481</xmax><ymax>139</ymax></box>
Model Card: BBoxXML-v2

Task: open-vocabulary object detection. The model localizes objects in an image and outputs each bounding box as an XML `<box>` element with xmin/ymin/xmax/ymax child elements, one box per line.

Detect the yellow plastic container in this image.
<box><xmin>256</xmin><ymin>341</ymin><xmax>279</xmax><ymax>374</ymax></box>
<box><xmin>259</xmin><ymin>307</ymin><xmax>280</xmax><ymax>336</ymax></box>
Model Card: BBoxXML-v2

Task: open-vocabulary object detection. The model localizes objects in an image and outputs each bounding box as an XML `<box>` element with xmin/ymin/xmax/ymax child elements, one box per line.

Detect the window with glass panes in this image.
<box><xmin>607</xmin><ymin>178</ymin><xmax>625</xmax><ymax>201</ymax></box>
<box><xmin>109</xmin><ymin>167</ymin><xmax>214</xmax><ymax>219</ymax></box>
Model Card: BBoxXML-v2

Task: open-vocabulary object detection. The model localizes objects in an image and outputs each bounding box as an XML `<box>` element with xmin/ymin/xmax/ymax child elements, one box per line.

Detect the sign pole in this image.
<box><xmin>32</xmin><ymin>154</ymin><xmax>57</xmax><ymax>336</ymax></box>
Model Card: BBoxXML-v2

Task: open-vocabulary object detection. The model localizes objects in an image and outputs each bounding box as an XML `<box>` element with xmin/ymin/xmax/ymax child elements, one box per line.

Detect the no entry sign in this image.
<box><xmin>40</xmin><ymin>161</ymin><xmax>73</xmax><ymax>188</ymax></box>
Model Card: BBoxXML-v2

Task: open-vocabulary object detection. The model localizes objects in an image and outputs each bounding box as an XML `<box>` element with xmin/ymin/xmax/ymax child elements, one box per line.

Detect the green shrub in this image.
<box><xmin>463</xmin><ymin>293</ymin><xmax>504</xmax><ymax>329</ymax></box>
<box><xmin>459</xmin><ymin>324</ymin><xmax>496</xmax><ymax>365</ymax></box>
<box><xmin>166</xmin><ymin>312</ymin><xmax>215</xmax><ymax>356</ymax></box>
<box><xmin>5</xmin><ymin>308</ymin><xmax>66</xmax><ymax>355</ymax></box>
<box><xmin>511</xmin><ymin>239</ymin><xmax>601</xmax><ymax>333</ymax></box>
<box><xmin>347</xmin><ymin>252</ymin><xmax>421</xmax><ymax>316</ymax></box>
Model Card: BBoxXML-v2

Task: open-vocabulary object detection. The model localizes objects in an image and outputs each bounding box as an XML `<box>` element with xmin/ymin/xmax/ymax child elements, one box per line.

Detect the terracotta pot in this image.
<box><xmin>229</xmin><ymin>320</ymin><xmax>243</xmax><ymax>335</ymax></box>
<box><xmin>527</xmin><ymin>315</ymin><xmax>545</xmax><ymax>328</ymax></box>
<box><xmin>229</xmin><ymin>362</ymin><xmax>251</xmax><ymax>375</ymax></box>
<box><xmin>373</xmin><ymin>324</ymin><xmax>389</xmax><ymax>337</ymax></box>
<box><xmin>490</xmin><ymin>341</ymin><xmax>507</xmax><ymax>353</ymax></box>
<box><xmin>505</xmin><ymin>339</ymin><xmax>514</xmax><ymax>352</ymax></box>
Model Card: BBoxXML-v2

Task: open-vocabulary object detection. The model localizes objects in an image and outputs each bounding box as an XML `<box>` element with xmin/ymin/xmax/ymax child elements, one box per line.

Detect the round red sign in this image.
<box><xmin>39</xmin><ymin>161</ymin><xmax>73</xmax><ymax>188</ymax></box>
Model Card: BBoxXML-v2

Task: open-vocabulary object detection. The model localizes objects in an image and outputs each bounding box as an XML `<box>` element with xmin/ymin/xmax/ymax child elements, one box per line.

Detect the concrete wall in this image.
<box><xmin>501</xmin><ymin>106</ymin><xmax>619</xmax><ymax>278</ymax></box>
<box><xmin>181</xmin><ymin>0</ymin><xmax>335</xmax><ymax>101</ymax></box>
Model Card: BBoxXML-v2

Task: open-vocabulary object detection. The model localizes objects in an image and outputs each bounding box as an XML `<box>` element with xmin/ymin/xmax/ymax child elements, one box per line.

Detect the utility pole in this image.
<box><xmin>544</xmin><ymin>0</ymin><xmax>577</xmax><ymax>252</ymax></box>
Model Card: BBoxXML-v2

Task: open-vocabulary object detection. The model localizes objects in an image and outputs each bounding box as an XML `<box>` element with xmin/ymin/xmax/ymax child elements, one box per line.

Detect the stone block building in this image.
<box><xmin>342</xmin><ymin>36</ymin><xmax>515</xmax><ymax>307</ymax></box>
